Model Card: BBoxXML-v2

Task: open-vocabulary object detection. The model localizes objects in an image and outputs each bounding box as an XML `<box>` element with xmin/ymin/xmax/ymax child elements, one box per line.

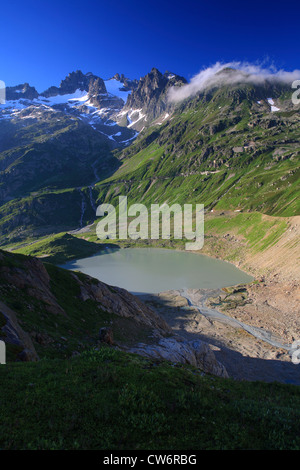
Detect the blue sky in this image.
<box><xmin>1</xmin><ymin>0</ymin><xmax>299</xmax><ymax>91</ymax></box>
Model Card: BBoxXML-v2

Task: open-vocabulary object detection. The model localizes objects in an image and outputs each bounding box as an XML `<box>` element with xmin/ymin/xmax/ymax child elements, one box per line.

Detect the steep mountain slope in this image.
<box><xmin>0</xmin><ymin>115</ymin><xmax>120</xmax><ymax>202</ymax></box>
<box><xmin>116</xmin><ymin>68</ymin><xmax>187</xmax><ymax>131</ymax></box>
<box><xmin>95</xmin><ymin>76</ymin><xmax>300</xmax><ymax>217</ymax></box>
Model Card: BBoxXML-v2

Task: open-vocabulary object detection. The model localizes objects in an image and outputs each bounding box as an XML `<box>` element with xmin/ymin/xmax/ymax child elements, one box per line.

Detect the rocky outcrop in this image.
<box><xmin>40</xmin><ymin>70</ymin><xmax>126</xmax><ymax>111</ymax></box>
<box><xmin>42</xmin><ymin>70</ymin><xmax>107</xmax><ymax>97</ymax></box>
<box><xmin>99</xmin><ymin>327</ymin><xmax>114</xmax><ymax>345</ymax></box>
<box><xmin>6</xmin><ymin>83</ymin><xmax>39</xmax><ymax>101</ymax></box>
<box><xmin>126</xmin><ymin>68</ymin><xmax>186</xmax><ymax>111</ymax></box>
<box><xmin>129</xmin><ymin>337</ymin><xmax>229</xmax><ymax>378</ymax></box>
<box><xmin>75</xmin><ymin>272</ymin><xmax>171</xmax><ymax>336</ymax></box>
<box><xmin>0</xmin><ymin>250</ymin><xmax>66</xmax><ymax>316</ymax></box>
<box><xmin>112</xmin><ymin>73</ymin><xmax>138</xmax><ymax>91</ymax></box>
<box><xmin>124</xmin><ymin>68</ymin><xmax>187</xmax><ymax>126</ymax></box>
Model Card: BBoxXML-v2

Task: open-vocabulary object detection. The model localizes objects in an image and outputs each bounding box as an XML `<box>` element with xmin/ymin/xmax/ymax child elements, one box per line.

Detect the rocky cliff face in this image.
<box><xmin>6</xmin><ymin>83</ymin><xmax>39</xmax><ymax>101</ymax></box>
<box><xmin>126</xmin><ymin>68</ymin><xmax>186</xmax><ymax>111</ymax></box>
<box><xmin>75</xmin><ymin>271</ymin><xmax>171</xmax><ymax>335</ymax></box>
<box><xmin>0</xmin><ymin>300</ymin><xmax>39</xmax><ymax>362</ymax></box>
<box><xmin>120</xmin><ymin>68</ymin><xmax>187</xmax><ymax>130</ymax></box>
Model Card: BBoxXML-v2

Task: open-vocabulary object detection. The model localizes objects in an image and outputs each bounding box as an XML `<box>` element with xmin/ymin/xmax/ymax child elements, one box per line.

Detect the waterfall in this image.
<box><xmin>79</xmin><ymin>190</ymin><xmax>86</xmax><ymax>228</ymax></box>
<box><xmin>89</xmin><ymin>186</ymin><xmax>97</xmax><ymax>214</ymax></box>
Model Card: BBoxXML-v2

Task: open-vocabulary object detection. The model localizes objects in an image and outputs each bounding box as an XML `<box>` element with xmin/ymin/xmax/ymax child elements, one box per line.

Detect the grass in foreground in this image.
<box><xmin>0</xmin><ymin>347</ymin><xmax>299</xmax><ymax>450</ymax></box>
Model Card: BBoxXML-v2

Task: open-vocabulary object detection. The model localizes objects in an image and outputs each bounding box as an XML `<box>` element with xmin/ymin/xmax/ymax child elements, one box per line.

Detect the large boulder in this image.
<box><xmin>129</xmin><ymin>336</ymin><xmax>229</xmax><ymax>378</ymax></box>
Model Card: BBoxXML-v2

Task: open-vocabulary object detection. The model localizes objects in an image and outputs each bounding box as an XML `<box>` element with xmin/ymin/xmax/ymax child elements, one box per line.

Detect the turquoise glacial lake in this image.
<box><xmin>61</xmin><ymin>247</ymin><xmax>254</xmax><ymax>294</ymax></box>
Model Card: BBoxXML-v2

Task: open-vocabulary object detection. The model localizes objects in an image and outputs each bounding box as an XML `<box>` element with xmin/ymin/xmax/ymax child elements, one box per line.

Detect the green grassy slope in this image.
<box><xmin>0</xmin><ymin>347</ymin><xmax>300</xmax><ymax>450</ymax></box>
<box><xmin>94</xmin><ymin>83</ymin><xmax>300</xmax><ymax>216</ymax></box>
<box><xmin>0</xmin><ymin>114</ymin><xmax>118</xmax><ymax>199</ymax></box>
<box><xmin>12</xmin><ymin>232</ymin><xmax>103</xmax><ymax>264</ymax></box>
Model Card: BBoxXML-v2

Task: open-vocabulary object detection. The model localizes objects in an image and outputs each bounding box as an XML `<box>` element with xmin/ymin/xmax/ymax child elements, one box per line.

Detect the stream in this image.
<box><xmin>181</xmin><ymin>288</ymin><xmax>291</xmax><ymax>351</ymax></box>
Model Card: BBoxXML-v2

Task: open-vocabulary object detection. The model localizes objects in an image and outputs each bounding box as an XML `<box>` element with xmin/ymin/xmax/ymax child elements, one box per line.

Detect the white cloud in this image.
<box><xmin>168</xmin><ymin>61</ymin><xmax>300</xmax><ymax>103</ymax></box>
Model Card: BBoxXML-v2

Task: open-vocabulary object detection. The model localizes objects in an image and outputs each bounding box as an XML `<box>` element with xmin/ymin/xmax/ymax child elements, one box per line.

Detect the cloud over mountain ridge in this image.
<box><xmin>168</xmin><ymin>61</ymin><xmax>300</xmax><ymax>102</ymax></box>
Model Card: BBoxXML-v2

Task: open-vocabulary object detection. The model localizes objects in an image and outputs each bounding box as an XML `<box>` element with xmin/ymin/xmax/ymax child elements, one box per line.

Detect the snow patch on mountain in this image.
<box><xmin>267</xmin><ymin>98</ymin><xmax>280</xmax><ymax>112</ymax></box>
<box><xmin>37</xmin><ymin>89</ymin><xmax>89</xmax><ymax>106</ymax></box>
<box><xmin>104</xmin><ymin>78</ymin><xmax>132</xmax><ymax>102</ymax></box>
<box><xmin>127</xmin><ymin>109</ymin><xmax>145</xmax><ymax>127</ymax></box>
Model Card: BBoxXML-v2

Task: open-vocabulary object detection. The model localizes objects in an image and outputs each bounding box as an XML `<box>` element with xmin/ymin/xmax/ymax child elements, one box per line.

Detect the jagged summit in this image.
<box><xmin>1</xmin><ymin>70</ymin><xmax>141</xmax><ymax>148</ymax></box>
<box><xmin>41</xmin><ymin>70</ymin><xmax>107</xmax><ymax>98</ymax></box>
<box><xmin>6</xmin><ymin>82</ymin><xmax>39</xmax><ymax>101</ymax></box>
<box><xmin>119</xmin><ymin>68</ymin><xmax>187</xmax><ymax>129</ymax></box>
<box><xmin>2</xmin><ymin>67</ymin><xmax>188</xmax><ymax>136</ymax></box>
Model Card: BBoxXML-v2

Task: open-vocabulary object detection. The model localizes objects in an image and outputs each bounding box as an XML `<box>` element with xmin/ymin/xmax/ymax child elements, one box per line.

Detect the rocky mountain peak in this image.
<box><xmin>112</xmin><ymin>73</ymin><xmax>121</xmax><ymax>81</ymax></box>
<box><xmin>6</xmin><ymin>82</ymin><xmax>39</xmax><ymax>101</ymax></box>
<box><xmin>124</xmin><ymin>67</ymin><xmax>187</xmax><ymax>123</ymax></box>
<box><xmin>41</xmin><ymin>70</ymin><xmax>107</xmax><ymax>98</ymax></box>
